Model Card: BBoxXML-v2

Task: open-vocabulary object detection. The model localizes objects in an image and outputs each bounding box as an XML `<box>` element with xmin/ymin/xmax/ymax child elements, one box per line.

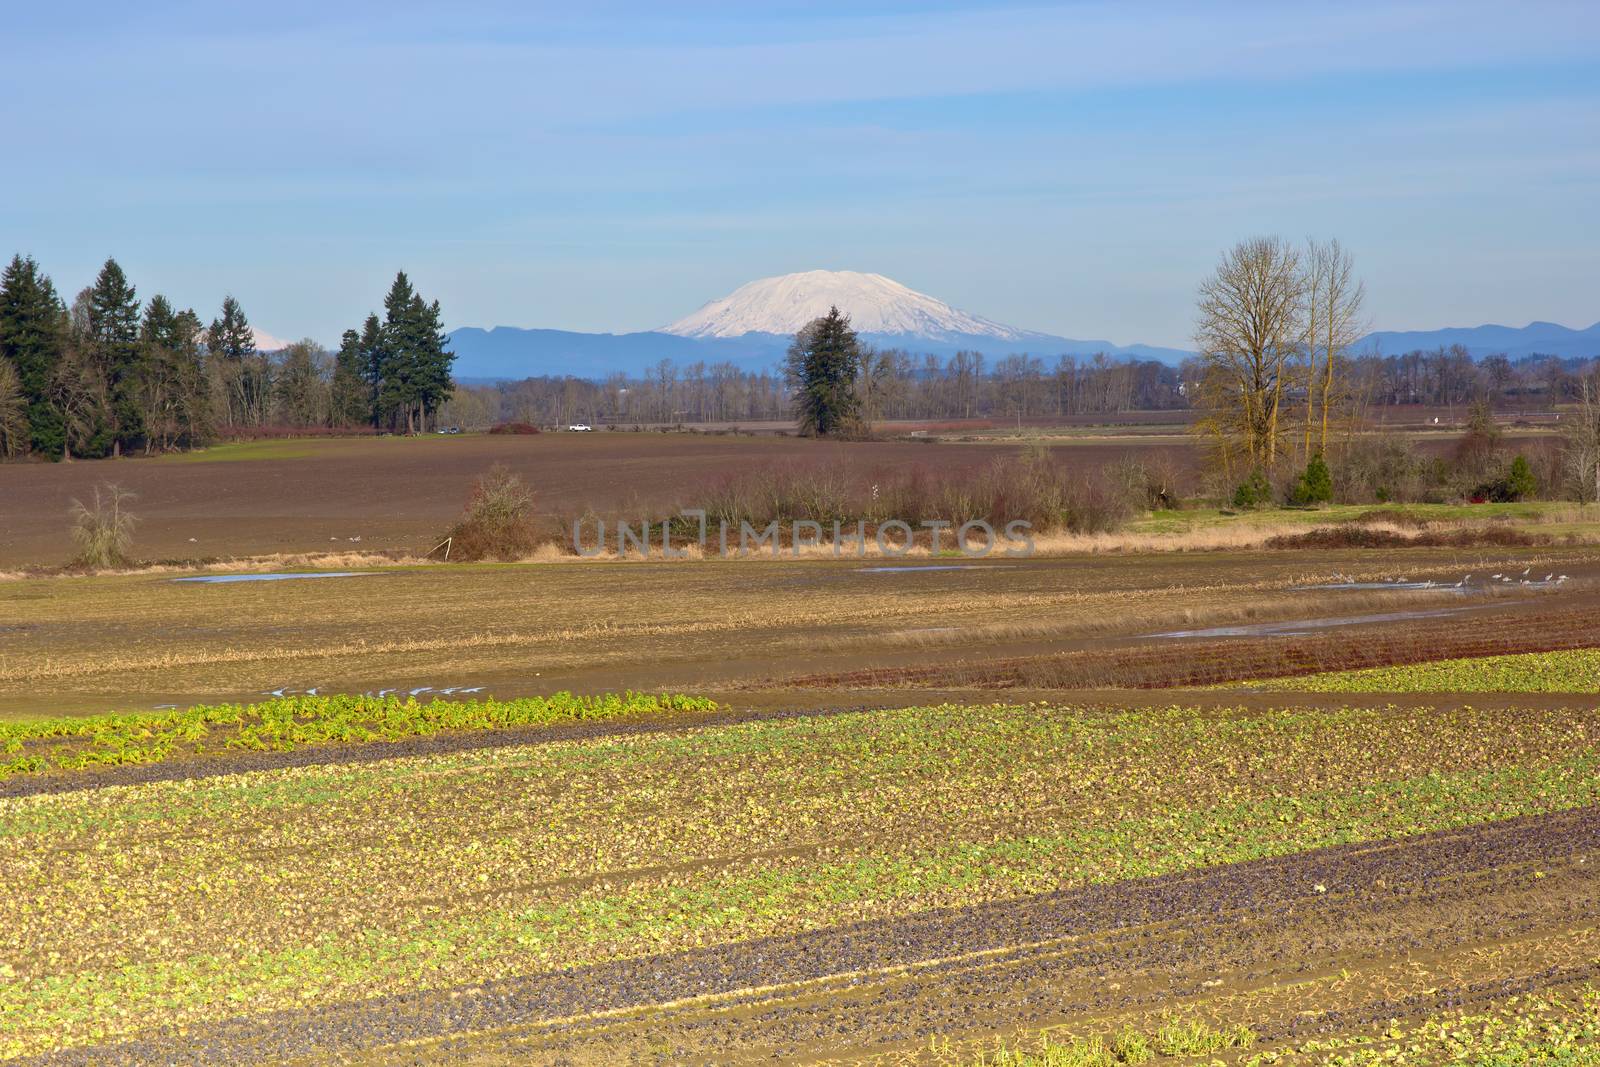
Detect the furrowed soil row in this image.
<box><xmin>787</xmin><ymin>605</ymin><xmax>1600</xmax><ymax>690</ymax></box>
<box><xmin>22</xmin><ymin>804</ymin><xmax>1600</xmax><ymax>1067</ymax></box>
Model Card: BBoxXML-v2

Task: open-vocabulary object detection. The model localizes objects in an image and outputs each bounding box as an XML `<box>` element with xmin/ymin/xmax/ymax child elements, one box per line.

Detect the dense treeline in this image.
<box><xmin>440</xmin><ymin>350</ymin><xmax>1187</xmax><ymax>429</ymax></box>
<box><xmin>1344</xmin><ymin>347</ymin><xmax>1597</xmax><ymax>408</ymax></box>
<box><xmin>441</xmin><ymin>346</ymin><xmax>1600</xmax><ymax>434</ymax></box>
<box><xmin>0</xmin><ymin>256</ymin><xmax>454</xmax><ymax>459</ymax></box>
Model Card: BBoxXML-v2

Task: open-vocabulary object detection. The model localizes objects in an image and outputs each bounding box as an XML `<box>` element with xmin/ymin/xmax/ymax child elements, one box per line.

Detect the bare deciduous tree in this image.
<box><xmin>1194</xmin><ymin>236</ymin><xmax>1306</xmax><ymax>474</ymax></box>
<box><xmin>1563</xmin><ymin>374</ymin><xmax>1600</xmax><ymax>502</ymax></box>
<box><xmin>0</xmin><ymin>357</ymin><xmax>28</xmax><ymax>457</ymax></box>
<box><xmin>1302</xmin><ymin>238</ymin><xmax>1367</xmax><ymax>456</ymax></box>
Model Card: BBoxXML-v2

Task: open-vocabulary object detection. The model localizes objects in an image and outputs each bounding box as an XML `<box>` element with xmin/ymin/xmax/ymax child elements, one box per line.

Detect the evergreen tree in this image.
<box><xmin>379</xmin><ymin>272</ymin><xmax>420</xmax><ymax>431</ymax></box>
<box><xmin>0</xmin><ymin>255</ymin><xmax>69</xmax><ymax>457</ymax></box>
<box><xmin>330</xmin><ymin>328</ymin><xmax>370</xmax><ymax>426</ymax></box>
<box><xmin>1505</xmin><ymin>454</ymin><xmax>1537</xmax><ymax>501</ymax></box>
<box><xmin>86</xmin><ymin>258</ymin><xmax>142</xmax><ymax>455</ymax></box>
<box><xmin>359</xmin><ymin>313</ymin><xmax>385</xmax><ymax>428</ymax></box>
<box><xmin>784</xmin><ymin>306</ymin><xmax>862</xmax><ymax>437</ymax></box>
<box><xmin>410</xmin><ymin>293</ymin><xmax>454</xmax><ymax>429</ymax></box>
<box><xmin>207</xmin><ymin>295</ymin><xmax>267</xmax><ymax>426</ymax></box>
<box><xmin>374</xmin><ymin>273</ymin><xmax>454</xmax><ymax>433</ymax></box>
<box><xmin>1288</xmin><ymin>452</ymin><xmax>1333</xmax><ymax>506</ymax></box>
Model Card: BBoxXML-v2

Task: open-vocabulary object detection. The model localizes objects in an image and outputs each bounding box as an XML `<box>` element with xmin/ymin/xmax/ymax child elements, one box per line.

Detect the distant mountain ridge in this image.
<box><xmin>1359</xmin><ymin>320</ymin><xmax>1600</xmax><ymax>361</ymax></box>
<box><xmin>449</xmin><ymin>270</ymin><xmax>1190</xmax><ymax>379</ymax></box>
<box><xmin>445</xmin><ymin>270</ymin><xmax>1599</xmax><ymax>380</ymax></box>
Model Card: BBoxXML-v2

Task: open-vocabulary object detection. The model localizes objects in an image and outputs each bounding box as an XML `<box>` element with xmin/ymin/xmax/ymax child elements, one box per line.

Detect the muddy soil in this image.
<box><xmin>22</xmin><ymin>804</ymin><xmax>1598</xmax><ymax>1066</ymax></box>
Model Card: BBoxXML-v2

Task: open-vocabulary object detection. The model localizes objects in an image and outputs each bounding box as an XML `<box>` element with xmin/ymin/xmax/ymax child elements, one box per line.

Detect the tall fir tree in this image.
<box><xmin>0</xmin><ymin>254</ymin><xmax>69</xmax><ymax>457</ymax></box>
<box><xmin>330</xmin><ymin>328</ymin><xmax>370</xmax><ymax>426</ymax></box>
<box><xmin>86</xmin><ymin>258</ymin><xmax>142</xmax><ymax>455</ymax></box>
<box><xmin>409</xmin><ymin>293</ymin><xmax>454</xmax><ymax>428</ymax></box>
<box><xmin>359</xmin><ymin>313</ymin><xmax>385</xmax><ymax>429</ymax></box>
<box><xmin>374</xmin><ymin>272</ymin><xmax>454</xmax><ymax>433</ymax></box>
<box><xmin>207</xmin><ymin>295</ymin><xmax>265</xmax><ymax>427</ymax></box>
<box><xmin>379</xmin><ymin>272</ymin><xmax>420</xmax><ymax>431</ymax></box>
<box><xmin>784</xmin><ymin>306</ymin><xmax>863</xmax><ymax>437</ymax></box>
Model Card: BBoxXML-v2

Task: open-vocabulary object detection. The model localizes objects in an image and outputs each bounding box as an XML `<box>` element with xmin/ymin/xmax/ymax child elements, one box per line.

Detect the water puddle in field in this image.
<box><xmin>856</xmin><ymin>564</ymin><xmax>1008</xmax><ymax>574</ymax></box>
<box><xmin>1303</xmin><ymin>580</ymin><xmax>1472</xmax><ymax>592</ymax></box>
<box><xmin>172</xmin><ymin>572</ymin><xmax>376</xmax><ymax>585</ymax></box>
<box><xmin>1150</xmin><ymin>607</ymin><xmax>1467</xmax><ymax>640</ymax></box>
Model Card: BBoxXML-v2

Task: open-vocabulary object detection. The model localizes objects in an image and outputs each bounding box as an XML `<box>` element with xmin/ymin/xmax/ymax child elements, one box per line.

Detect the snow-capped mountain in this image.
<box><xmin>448</xmin><ymin>269</ymin><xmax>1194</xmax><ymax>380</ymax></box>
<box><xmin>251</xmin><ymin>328</ymin><xmax>292</xmax><ymax>353</ymax></box>
<box><xmin>662</xmin><ymin>270</ymin><xmax>1048</xmax><ymax>344</ymax></box>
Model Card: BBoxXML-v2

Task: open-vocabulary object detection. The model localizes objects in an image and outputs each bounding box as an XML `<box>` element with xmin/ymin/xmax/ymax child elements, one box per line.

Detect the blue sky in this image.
<box><xmin>2</xmin><ymin>1</ymin><xmax>1596</xmax><ymax>349</ymax></box>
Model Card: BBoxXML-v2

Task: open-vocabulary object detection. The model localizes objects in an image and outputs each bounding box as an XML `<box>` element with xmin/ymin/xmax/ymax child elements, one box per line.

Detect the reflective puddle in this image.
<box><xmin>1151</xmin><ymin>608</ymin><xmax>1466</xmax><ymax>639</ymax></box>
<box><xmin>173</xmin><ymin>572</ymin><xmax>376</xmax><ymax>585</ymax></box>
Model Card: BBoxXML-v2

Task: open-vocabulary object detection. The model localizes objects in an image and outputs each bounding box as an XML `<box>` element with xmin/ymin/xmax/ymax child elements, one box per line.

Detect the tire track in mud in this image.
<box><xmin>20</xmin><ymin>803</ymin><xmax>1600</xmax><ymax>1066</ymax></box>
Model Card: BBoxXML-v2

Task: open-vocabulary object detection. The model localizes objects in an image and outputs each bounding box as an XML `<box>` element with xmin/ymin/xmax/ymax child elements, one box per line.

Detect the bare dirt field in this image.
<box><xmin>0</xmin><ymin>433</ymin><xmax>1204</xmax><ymax>567</ymax></box>
<box><xmin>0</xmin><ymin>429</ymin><xmax>1558</xmax><ymax>568</ymax></box>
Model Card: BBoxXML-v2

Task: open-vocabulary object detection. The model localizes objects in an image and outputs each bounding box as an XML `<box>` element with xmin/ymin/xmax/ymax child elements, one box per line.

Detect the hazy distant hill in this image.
<box><xmin>449</xmin><ymin>270</ymin><xmax>1190</xmax><ymax>379</ymax></box>
<box><xmin>445</xmin><ymin>270</ymin><xmax>1597</xmax><ymax>380</ymax></box>
<box><xmin>1360</xmin><ymin>320</ymin><xmax>1600</xmax><ymax>360</ymax></box>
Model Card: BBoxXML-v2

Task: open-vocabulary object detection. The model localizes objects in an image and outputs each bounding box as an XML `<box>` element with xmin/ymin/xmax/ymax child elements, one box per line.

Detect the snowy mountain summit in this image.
<box><xmin>662</xmin><ymin>270</ymin><xmax>1041</xmax><ymax>343</ymax></box>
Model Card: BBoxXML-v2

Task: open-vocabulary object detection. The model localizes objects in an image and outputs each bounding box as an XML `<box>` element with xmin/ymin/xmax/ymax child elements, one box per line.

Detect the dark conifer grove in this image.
<box><xmin>0</xmin><ymin>257</ymin><xmax>458</xmax><ymax>459</ymax></box>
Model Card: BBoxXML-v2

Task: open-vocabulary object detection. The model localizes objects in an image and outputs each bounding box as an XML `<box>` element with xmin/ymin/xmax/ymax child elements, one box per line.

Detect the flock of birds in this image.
<box><xmin>1328</xmin><ymin>567</ymin><xmax>1571</xmax><ymax>589</ymax></box>
<box><xmin>262</xmin><ymin>685</ymin><xmax>487</xmax><ymax>699</ymax></box>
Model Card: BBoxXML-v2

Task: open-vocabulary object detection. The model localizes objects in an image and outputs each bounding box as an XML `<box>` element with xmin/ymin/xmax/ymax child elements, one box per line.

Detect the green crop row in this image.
<box><xmin>1248</xmin><ymin>986</ymin><xmax>1600</xmax><ymax>1066</ymax></box>
<box><xmin>1251</xmin><ymin>648</ymin><xmax>1600</xmax><ymax>693</ymax></box>
<box><xmin>961</xmin><ymin>987</ymin><xmax>1600</xmax><ymax>1067</ymax></box>
<box><xmin>0</xmin><ymin>691</ymin><xmax>717</xmax><ymax>781</ymax></box>
<box><xmin>3</xmin><ymin>700</ymin><xmax>1598</xmax><ymax>1055</ymax></box>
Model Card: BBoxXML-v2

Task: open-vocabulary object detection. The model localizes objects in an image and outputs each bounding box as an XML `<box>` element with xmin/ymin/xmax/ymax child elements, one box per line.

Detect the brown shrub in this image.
<box><xmin>442</xmin><ymin>465</ymin><xmax>541</xmax><ymax>561</ymax></box>
<box><xmin>68</xmin><ymin>484</ymin><xmax>138</xmax><ymax>570</ymax></box>
<box><xmin>1344</xmin><ymin>508</ymin><xmax>1432</xmax><ymax>529</ymax></box>
<box><xmin>488</xmin><ymin>422</ymin><xmax>541</xmax><ymax>435</ymax></box>
<box><xmin>1264</xmin><ymin>525</ymin><xmax>1544</xmax><ymax>550</ymax></box>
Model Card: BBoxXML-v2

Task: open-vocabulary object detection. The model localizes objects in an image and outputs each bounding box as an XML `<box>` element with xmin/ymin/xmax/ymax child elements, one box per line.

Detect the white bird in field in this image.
<box><xmin>349</xmin><ymin>536</ymin><xmax>361</xmax><ymax>543</ymax></box>
<box><xmin>188</xmin><ymin>537</ymin><xmax>197</xmax><ymax>543</ymax></box>
<box><xmin>305</xmin><ymin>687</ymin><xmax>319</xmax><ymax>696</ymax></box>
<box><xmin>267</xmin><ymin>687</ymin><xmax>287</xmax><ymax>698</ymax></box>
<box><xmin>1522</xmin><ymin>567</ymin><xmax>1531</xmax><ymax>576</ymax></box>
<box><xmin>1560</xmin><ymin>574</ymin><xmax>1570</xmax><ymax>581</ymax></box>
<box><xmin>1492</xmin><ymin>573</ymin><xmax>1502</xmax><ymax>579</ymax></box>
<box><xmin>1546</xmin><ymin>574</ymin><xmax>1554</xmax><ymax>582</ymax></box>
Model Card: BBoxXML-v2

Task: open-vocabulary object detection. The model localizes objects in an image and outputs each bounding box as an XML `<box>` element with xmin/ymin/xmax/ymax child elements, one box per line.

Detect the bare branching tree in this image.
<box><xmin>1303</xmin><ymin>238</ymin><xmax>1367</xmax><ymax>456</ymax></box>
<box><xmin>0</xmin><ymin>357</ymin><xmax>28</xmax><ymax>458</ymax></box>
<box><xmin>1563</xmin><ymin>374</ymin><xmax>1600</xmax><ymax>502</ymax></box>
<box><xmin>1194</xmin><ymin>237</ymin><xmax>1307</xmax><ymax>475</ymax></box>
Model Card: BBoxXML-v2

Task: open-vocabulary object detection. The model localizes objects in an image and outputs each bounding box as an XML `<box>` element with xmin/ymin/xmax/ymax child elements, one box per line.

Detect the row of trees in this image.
<box><xmin>439</xmin><ymin>341</ymin><xmax>1186</xmax><ymax>431</ymax></box>
<box><xmin>0</xmin><ymin>255</ymin><xmax>455</xmax><ymax>459</ymax></box>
